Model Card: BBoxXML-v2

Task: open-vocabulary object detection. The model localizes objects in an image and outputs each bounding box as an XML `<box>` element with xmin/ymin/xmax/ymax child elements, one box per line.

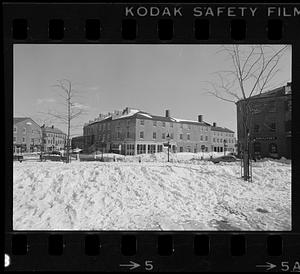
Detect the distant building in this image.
<box><xmin>83</xmin><ymin>107</ymin><xmax>236</xmax><ymax>155</ymax></box>
<box><xmin>236</xmin><ymin>82</ymin><xmax>292</xmax><ymax>159</ymax></box>
<box><xmin>71</xmin><ymin>136</ymin><xmax>84</xmax><ymax>150</ymax></box>
<box><xmin>13</xmin><ymin>117</ymin><xmax>42</xmax><ymax>153</ymax></box>
<box><xmin>211</xmin><ymin>122</ymin><xmax>236</xmax><ymax>153</ymax></box>
<box><xmin>41</xmin><ymin>125</ymin><xmax>66</xmax><ymax>152</ymax></box>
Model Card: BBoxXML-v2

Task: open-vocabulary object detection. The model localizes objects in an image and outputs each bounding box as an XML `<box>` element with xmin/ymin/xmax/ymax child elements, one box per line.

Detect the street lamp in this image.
<box><xmin>223</xmin><ymin>139</ymin><xmax>227</xmax><ymax>156</ymax></box>
<box><xmin>166</xmin><ymin>133</ymin><xmax>171</xmax><ymax>163</ymax></box>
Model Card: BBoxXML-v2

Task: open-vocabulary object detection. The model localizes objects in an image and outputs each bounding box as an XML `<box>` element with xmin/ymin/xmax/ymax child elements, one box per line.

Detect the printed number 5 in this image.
<box><xmin>145</xmin><ymin>260</ymin><xmax>153</xmax><ymax>271</ymax></box>
<box><xmin>281</xmin><ymin>262</ymin><xmax>289</xmax><ymax>272</ymax></box>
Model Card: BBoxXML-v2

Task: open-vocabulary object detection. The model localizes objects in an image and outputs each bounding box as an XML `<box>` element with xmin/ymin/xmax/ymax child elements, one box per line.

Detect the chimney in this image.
<box><xmin>213</xmin><ymin>122</ymin><xmax>216</xmax><ymax>127</ymax></box>
<box><xmin>285</xmin><ymin>82</ymin><xmax>292</xmax><ymax>94</ymax></box>
<box><xmin>198</xmin><ymin>115</ymin><xmax>203</xmax><ymax>122</ymax></box>
<box><xmin>165</xmin><ymin>109</ymin><xmax>170</xmax><ymax>118</ymax></box>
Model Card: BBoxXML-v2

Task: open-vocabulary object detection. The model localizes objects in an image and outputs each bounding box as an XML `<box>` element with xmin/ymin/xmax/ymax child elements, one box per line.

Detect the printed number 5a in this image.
<box><xmin>145</xmin><ymin>261</ymin><xmax>154</xmax><ymax>271</ymax></box>
<box><xmin>281</xmin><ymin>261</ymin><xmax>300</xmax><ymax>272</ymax></box>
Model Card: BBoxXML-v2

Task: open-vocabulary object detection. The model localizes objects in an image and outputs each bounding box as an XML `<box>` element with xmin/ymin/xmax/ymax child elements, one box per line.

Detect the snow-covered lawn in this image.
<box><xmin>13</xmin><ymin>153</ymin><xmax>291</xmax><ymax>231</ymax></box>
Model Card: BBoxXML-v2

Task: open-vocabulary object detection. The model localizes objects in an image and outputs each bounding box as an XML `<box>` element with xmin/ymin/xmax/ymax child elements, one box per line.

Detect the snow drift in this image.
<box><xmin>13</xmin><ymin>154</ymin><xmax>291</xmax><ymax>231</ymax></box>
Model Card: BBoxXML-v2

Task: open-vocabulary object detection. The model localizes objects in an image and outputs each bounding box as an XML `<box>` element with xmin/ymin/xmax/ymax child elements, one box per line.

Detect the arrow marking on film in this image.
<box><xmin>120</xmin><ymin>261</ymin><xmax>140</xmax><ymax>270</ymax></box>
<box><xmin>256</xmin><ymin>262</ymin><xmax>277</xmax><ymax>271</ymax></box>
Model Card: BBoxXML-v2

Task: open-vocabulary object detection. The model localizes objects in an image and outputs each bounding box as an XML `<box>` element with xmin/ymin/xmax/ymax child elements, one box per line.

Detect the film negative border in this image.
<box><xmin>3</xmin><ymin>2</ymin><xmax>300</xmax><ymax>272</ymax></box>
<box><xmin>4</xmin><ymin>233</ymin><xmax>300</xmax><ymax>271</ymax></box>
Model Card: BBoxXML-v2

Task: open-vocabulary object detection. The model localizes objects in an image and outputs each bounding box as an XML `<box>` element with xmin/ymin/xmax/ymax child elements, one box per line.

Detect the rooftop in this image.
<box><xmin>238</xmin><ymin>83</ymin><xmax>292</xmax><ymax>102</ymax></box>
<box><xmin>13</xmin><ymin>117</ymin><xmax>31</xmax><ymax>124</ymax></box>
<box><xmin>42</xmin><ymin>126</ymin><xmax>66</xmax><ymax>135</ymax></box>
<box><xmin>86</xmin><ymin>108</ymin><xmax>211</xmax><ymax>127</ymax></box>
<box><xmin>211</xmin><ymin>126</ymin><xmax>234</xmax><ymax>133</ymax></box>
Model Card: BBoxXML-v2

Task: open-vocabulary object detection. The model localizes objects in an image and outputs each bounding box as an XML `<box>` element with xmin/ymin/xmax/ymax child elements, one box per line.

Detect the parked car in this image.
<box><xmin>211</xmin><ymin>155</ymin><xmax>238</xmax><ymax>164</ymax></box>
<box><xmin>13</xmin><ymin>154</ymin><xmax>23</xmax><ymax>162</ymax></box>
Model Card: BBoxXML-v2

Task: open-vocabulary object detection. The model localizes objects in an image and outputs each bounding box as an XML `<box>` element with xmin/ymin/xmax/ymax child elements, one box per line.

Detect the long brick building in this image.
<box><xmin>83</xmin><ymin>108</ymin><xmax>236</xmax><ymax>155</ymax></box>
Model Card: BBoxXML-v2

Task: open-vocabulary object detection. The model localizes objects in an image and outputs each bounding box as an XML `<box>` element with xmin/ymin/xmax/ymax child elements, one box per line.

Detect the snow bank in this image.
<box><xmin>13</xmin><ymin>159</ymin><xmax>291</xmax><ymax>231</ymax></box>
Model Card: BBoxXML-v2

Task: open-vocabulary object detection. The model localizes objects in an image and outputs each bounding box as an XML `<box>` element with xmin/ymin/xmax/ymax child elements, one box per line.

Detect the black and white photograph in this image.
<box><xmin>13</xmin><ymin>44</ymin><xmax>292</xmax><ymax>231</ymax></box>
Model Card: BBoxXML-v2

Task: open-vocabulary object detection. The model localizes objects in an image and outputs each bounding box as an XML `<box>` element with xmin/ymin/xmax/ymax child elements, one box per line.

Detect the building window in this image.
<box><xmin>162</xmin><ymin>133</ymin><xmax>165</xmax><ymax>139</ymax></box>
<box><xmin>127</xmin><ymin>131</ymin><xmax>130</xmax><ymax>138</ymax></box>
<box><xmin>137</xmin><ymin>144</ymin><xmax>146</xmax><ymax>154</ymax></box>
<box><xmin>187</xmin><ymin>134</ymin><xmax>190</xmax><ymax>140</ymax></box>
<box><xmin>140</xmin><ymin>119</ymin><xmax>144</xmax><ymax>125</ymax></box>
<box><xmin>23</xmin><ymin>128</ymin><xmax>26</xmax><ymax>134</ymax></box>
<box><xmin>269</xmin><ymin>122</ymin><xmax>276</xmax><ymax>132</ymax></box>
<box><xmin>253</xmin><ymin>142</ymin><xmax>261</xmax><ymax>153</ymax></box>
<box><xmin>213</xmin><ymin>138</ymin><xmax>216</xmax><ymax>142</ymax></box>
<box><xmin>205</xmin><ymin>136</ymin><xmax>208</xmax><ymax>141</ymax></box>
<box><xmin>180</xmin><ymin>134</ymin><xmax>183</xmax><ymax>140</ymax></box>
<box><xmin>285</xmin><ymin>120</ymin><xmax>291</xmax><ymax>132</ymax></box>
<box><xmin>188</xmin><ymin>124</ymin><xmax>191</xmax><ymax>130</ymax></box>
<box><xmin>157</xmin><ymin>145</ymin><xmax>163</xmax><ymax>152</ymax></box>
<box><xmin>13</xmin><ymin>137</ymin><xmax>16</xmax><ymax>142</ymax></box>
<box><xmin>22</xmin><ymin>137</ymin><xmax>25</xmax><ymax>142</ymax></box>
<box><xmin>187</xmin><ymin>146</ymin><xmax>191</xmax><ymax>152</ymax></box>
<box><xmin>254</xmin><ymin>124</ymin><xmax>260</xmax><ymax>133</ymax></box>
<box><xmin>269</xmin><ymin>143</ymin><xmax>278</xmax><ymax>154</ymax></box>
<box><xmin>14</xmin><ymin>126</ymin><xmax>17</xmax><ymax>133</ymax></box>
<box><xmin>268</xmin><ymin>101</ymin><xmax>276</xmax><ymax>112</ymax></box>
<box><xmin>153</xmin><ymin>132</ymin><xmax>156</xmax><ymax>139</ymax></box>
<box><xmin>285</xmin><ymin>100</ymin><xmax>292</xmax><ymax>112</ymax></box>
<box><xmin>200</xmin><ymin>135</ymin><xmax>203</xmax><ymax>141</ymax></box>
<box><xmin>153</xmin><ymin>121</ymin><xmax>157</xmax><ymax>126</ymax></box>
<box><xmin>162</xmin><ymin>122</ymin><xmax>166</xmax><ymax>127</ymax></box>
<box><xmin>180</xmin><ymin>147</ymin><xmax>183</xmax><ymax>152</ymax></box>
<box><xmin>140</xmin><ymin>131</ymin><xmax>144</xmax><ymax>139</ymax></box>
<box><xmin>148</xmin><ymin>144</ymin><xmax>156</xmax><ymax>154</ymax></box>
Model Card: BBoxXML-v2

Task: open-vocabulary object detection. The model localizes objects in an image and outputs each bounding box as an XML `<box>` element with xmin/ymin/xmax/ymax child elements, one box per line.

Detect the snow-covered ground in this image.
<box><xmin>13</xmin><ymin>152</ymin><xmax>291</xmax><ymax>231</ymax></box>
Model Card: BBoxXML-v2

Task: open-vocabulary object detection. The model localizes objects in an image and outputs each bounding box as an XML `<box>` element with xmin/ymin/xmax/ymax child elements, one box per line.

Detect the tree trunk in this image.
<box><xmin>67</xmin><ymin>91</ymin><xmax>71</xmax><ymax>163</ymax></box>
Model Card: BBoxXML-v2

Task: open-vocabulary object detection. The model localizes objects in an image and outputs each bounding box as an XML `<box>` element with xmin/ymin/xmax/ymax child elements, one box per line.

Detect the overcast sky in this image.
<box><xmin>14</xmin><ymin>44</ymin><xmax>291</xmax><ymax>136</ymax></box>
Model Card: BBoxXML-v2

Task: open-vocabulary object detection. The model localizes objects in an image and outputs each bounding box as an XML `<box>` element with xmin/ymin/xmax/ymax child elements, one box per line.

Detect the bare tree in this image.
<box><xmin>47</xmin><ymin>79</ymin><xmax>87</xmax><ymax>163</ymax></box>
<box><xmin>205</xmin><ymin>45</ymin><xmax>289</xmax><ymax>181</ymax></box>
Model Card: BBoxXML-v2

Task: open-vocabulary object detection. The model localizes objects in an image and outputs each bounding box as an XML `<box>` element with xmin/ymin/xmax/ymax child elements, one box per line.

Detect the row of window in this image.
<box><xmin>13</xmin><ymin>137</ymin><xmax>42</xmax><ymax>143</ymax></box>
<box><xmin>139</xmin><ymin>119</ymin><xmax>210</xmax><ymax>131</ymax></box>
<box><xmin>213</xmin><ymin>131</ymin><xmax>234</xmax><ymax>137</ymax></box>
<box><xmin>250</xmin><ymin>100</ymin><xmax>291</xmax><ymax>114</ymax></box>
<box><xmin>252</xmin><ymin>120</ymin><xmax>291</xmax><ymax>133</ymax></box>
<box><xmin>45</xmin><ymin>133</ymin><xmax>65</xmax><ymax>139</ymax></box>
<box><xmin>13</xmin><ymin>127</ymin><xmax>40</xmax><ymax>134</ymax></box>
<box><xmin>213</xmin><ymin>138</ymin><xmax>235</xmax><ymax>144</ymax></box>
<box><xmin>139</xmin><ymin>131</ymin><xmax>210</xmax><ymax>141</ymax></box>
<box><xmin>45</xmin><ymin>139</ymin><xmax>64</xmax><ymax>145</ymax></box>
<box><xmin>136</xmin><ymin>144</ymin><xmax>164</xmax><ymax>154</ymax></box>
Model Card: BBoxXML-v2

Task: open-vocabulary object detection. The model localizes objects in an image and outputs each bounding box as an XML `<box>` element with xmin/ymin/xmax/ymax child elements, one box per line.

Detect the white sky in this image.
<box><xmin>14</xmin><ymin>44</ymin><xmax>291</xmax><ymax>136</ymax></box>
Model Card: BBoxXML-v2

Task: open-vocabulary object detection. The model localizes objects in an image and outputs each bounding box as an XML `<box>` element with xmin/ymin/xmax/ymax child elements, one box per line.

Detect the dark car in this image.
<box><xmin>211</xmin><ymin>155</ymin><xmax>238</xmax><ymax>164</ymax></box>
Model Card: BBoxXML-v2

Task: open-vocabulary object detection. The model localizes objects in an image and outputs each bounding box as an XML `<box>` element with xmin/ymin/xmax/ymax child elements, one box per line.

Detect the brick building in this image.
<box><xmin>41</xmin><ymin>125</ymin><xmax>66</xmax><ymax>152</ymax></box>
<box><xmin>236</xmin><ymin>83</ymin><xmax>292</xmax><ymax>159</ymax></box>
<box><xmin>71</xmin><ymin>136</ymin><xmax>84</xmax><ymax>150</ymax></box>
<box><xmin>83</xmin><ymin>108</ymin><xmax>236</xmax><ymax>155</ymax></box>
<box><xmin>13</xmin><ymin>117</ymin><xmax>42</xmax><ymax>153</ymax></box>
